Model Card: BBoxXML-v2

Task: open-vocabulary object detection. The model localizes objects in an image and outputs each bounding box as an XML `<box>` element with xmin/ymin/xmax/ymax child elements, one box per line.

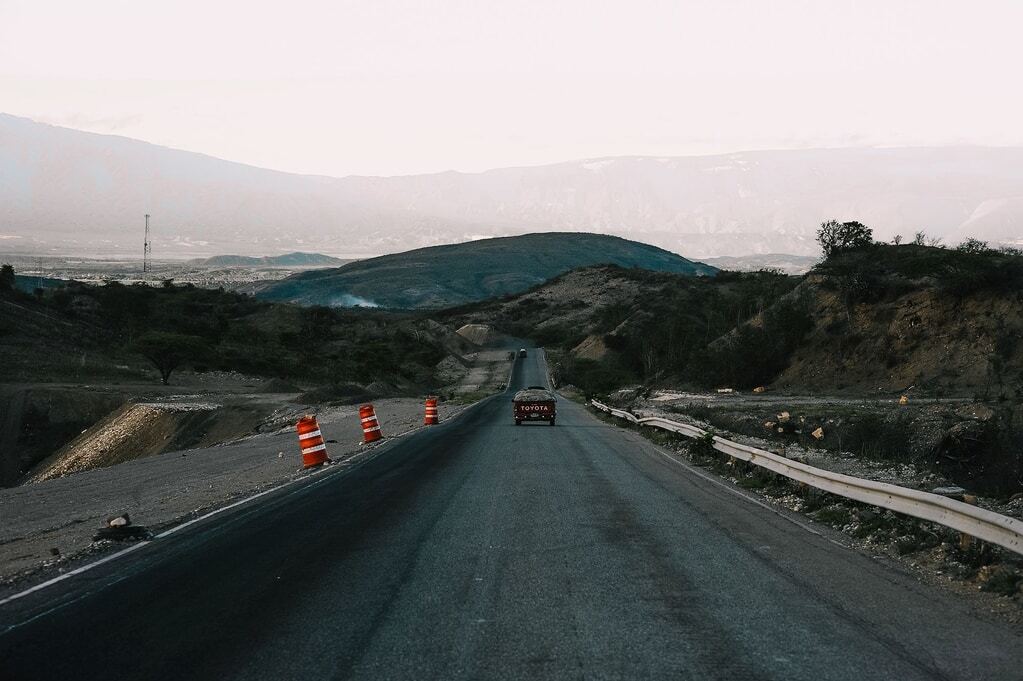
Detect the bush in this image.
<box><xmin>843</xmin><ymin>412</ymin><xmax>913</xmax><ymax>460</ymax></box>
<box><xmin>979</xmin><ymin>566</ymin><xmax>1022</xmax><ymax>596</ymax></box>
<box><xmin>0</xmin><ymin>263</ymin><xmax>14</xmax><ymax>292</ymax></box>
<box><xmin>559</xmin><ymin>357</ymin><xmax>635</xmax><ymax>397</ymax></box>
<box><xmin>940</xmin><ymin>257</ymin><xmax>1023</xmax><ymax>298</ymax></box>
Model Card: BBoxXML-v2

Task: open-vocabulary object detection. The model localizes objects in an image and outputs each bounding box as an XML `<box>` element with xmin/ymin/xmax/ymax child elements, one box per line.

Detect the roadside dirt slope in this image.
<box><xmin>771</xmin><ymin>274</ymin><xmax>1023</xmax><ymax>395</ymax></box>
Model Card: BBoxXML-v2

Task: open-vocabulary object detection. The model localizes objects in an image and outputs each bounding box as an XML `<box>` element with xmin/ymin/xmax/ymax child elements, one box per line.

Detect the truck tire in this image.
<box><xmin>550</xmin><ymin>419</ymin><xmax>556</xmax><ymax>426</ymax></box>
<box><xmin>515</xmin><ymin>419</ymin><xmax>522</xmax><ymax>426</ymax></box>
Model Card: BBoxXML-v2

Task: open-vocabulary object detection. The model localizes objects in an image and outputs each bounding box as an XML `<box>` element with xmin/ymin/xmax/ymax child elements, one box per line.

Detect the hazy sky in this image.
<box><xmin>2</xmin><ymin>0</ymin><xmax>1022</xmax><ymax>177</ymax></box>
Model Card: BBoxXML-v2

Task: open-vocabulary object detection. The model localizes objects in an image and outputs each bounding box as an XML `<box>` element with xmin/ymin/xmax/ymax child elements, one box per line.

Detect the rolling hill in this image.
<box><xmin>4</xmin><ymin>114</ymin><xmax>1023</xmax><ymax>259</ymax></box>
<box><xmin>257</xmin><ymin>233</ymin><xmax>716</xmax><ymax>308</ymax></box>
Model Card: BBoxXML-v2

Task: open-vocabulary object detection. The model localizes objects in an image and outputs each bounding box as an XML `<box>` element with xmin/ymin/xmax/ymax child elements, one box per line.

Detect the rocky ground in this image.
<box><xmin>628</xmin><ymin>388</ymin><xmax>1020</xmax><ymax>501</ymax></box>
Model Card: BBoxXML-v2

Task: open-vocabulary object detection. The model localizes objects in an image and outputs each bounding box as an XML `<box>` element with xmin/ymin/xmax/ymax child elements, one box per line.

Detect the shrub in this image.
<box><xmin>560</xmin><ymin>357</ymin><xmax>636</xmax><ymax>397</ymax></box>
<box><xmin>843</xmin><ymin>412</ymin><xmax>913</xmax><ymax>460</ymax></box>
<box><xmin>0</xmin><ymin>263</ymin><xmax>14</xmax><ymax>292</ymax></box>
<box><xmin>980</xmin><ymin>566</ymin><xmax>1022</xmax><ymax>596</ymax></box>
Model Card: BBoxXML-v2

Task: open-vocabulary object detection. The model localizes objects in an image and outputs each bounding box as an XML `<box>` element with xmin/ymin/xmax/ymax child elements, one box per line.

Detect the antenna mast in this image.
<box><xmin>143</xmin><ymin>214</ymin><xmax>151</xmax><ymax>273</ymax></box>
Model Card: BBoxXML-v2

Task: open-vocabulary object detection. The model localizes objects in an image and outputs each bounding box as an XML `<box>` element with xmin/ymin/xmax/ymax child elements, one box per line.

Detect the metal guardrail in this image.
<box><xmin>591</xmin><ymin>400</ymin><xmax>1023</xmax><ymax>557</ymax></box>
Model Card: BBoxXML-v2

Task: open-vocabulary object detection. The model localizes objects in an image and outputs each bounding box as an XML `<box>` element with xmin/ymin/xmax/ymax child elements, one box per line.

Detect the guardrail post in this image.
<box><xmin>960</xmin><ymin>494</ymin><xmax>978</xmax><ymax>551</ymax></box>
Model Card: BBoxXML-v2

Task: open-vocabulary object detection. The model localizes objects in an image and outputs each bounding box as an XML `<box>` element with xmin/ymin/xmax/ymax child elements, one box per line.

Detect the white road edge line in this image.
<box><xmin>0</xmin><ymin>542</ymin><xmax>151</xmax><ymax>607</ymax></box>
<box><xmin>644</xmin><ymin>441</ymin><xmax>824</xmax><ymax>537</ymax></box>
<box><xmin>0</xmin><ymin>381</ymin><xmax>512</xmax><ymax>611</ymax></box>
<box><xmin>587</xmin><ymin>405</ymin><xmax>837</xmax><ymax>543</ymax></box>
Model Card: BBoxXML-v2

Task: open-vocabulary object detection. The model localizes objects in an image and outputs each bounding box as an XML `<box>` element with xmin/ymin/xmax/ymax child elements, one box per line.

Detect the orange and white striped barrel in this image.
<box><xmin>360</xmin><ymin>404</ymin><xmax>383</xmax><ymax>443</ymax></box>
<box><xmin>424</xmin><ymin>397</ymin><xmax>439</xmax><ymax>425</ymax></box>
<box><xmin>296</xmin><ymin>415</ymin><xmax>329</xmax><ymax>468</ymax></box>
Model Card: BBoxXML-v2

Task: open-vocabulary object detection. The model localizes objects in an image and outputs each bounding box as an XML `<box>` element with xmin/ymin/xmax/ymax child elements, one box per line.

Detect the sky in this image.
<box><xmin>2</xmin><ymin>0</ymin><xmax>1022</xmax><ymax>177</ymax></box>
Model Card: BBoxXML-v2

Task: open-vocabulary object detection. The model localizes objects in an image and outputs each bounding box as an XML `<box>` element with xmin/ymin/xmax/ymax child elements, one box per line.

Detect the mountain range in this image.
<box><xmin>3</xmin><ymin>113</ymin><xmax>1023</xmax><ymax>259</ymax></box>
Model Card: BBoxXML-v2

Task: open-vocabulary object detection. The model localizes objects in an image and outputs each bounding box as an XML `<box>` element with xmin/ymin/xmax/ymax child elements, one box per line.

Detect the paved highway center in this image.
<box><xmin>1</xmin><ymin>350</ymin><xmax>1021</xmax><ymax>680</ymax></box>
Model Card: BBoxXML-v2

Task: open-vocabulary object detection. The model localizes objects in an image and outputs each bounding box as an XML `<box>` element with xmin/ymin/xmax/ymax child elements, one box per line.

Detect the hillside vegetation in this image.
<box><xmin>447</xmin><ymin>240</ymin><xmax>1023</xmax><ymax>397</ymax></box>
<box><xmin>0</xmin><ymin>280</ymin><xmax>455</xmax><ymax>389</ymax></box>
<box><xmin>771</xmin><ymin>243</ymin><xmax>1023</xmax><ymax>394</ymax></box>
<box><xmin>257</xmin><ymin>232</ymin><xmax>715</xmax><ymax>309</ymax></box>
<box><xmin>443</xmin><ymin>265</ymin><xmax>803</xmax><ymax>393</ymax></box>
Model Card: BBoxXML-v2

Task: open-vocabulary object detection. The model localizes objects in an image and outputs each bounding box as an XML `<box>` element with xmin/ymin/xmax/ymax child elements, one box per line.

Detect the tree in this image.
<box><xmin>816</xmin><ymin>220</ymin><xmax>874</xmax><ymax>259</ymax></box>
<box><xmin>0</xmin><ymin>264</ymin><xmax>14</xmax><ymax>292</ymax></box>
<box><xmin>133</xmin><ymin>332</ymin><xmax>208</xmax><ymax>385</ymax></box>
<box><xmin>957</xmin><ymin>237</ymin><xmax>989</xmax><ymax>254</ymax></box>
<box><xmin>913</xmin><ymin>230</ymin><xmax>943</xmax><ymax>247</ymax></box>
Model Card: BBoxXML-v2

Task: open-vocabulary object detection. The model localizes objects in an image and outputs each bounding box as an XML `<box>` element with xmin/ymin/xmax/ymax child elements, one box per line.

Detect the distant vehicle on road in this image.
<box><xmin>513</xmin><ymin>386</ymin><xmax>556</xmax><ymax>426</ymax></box>
<box><xmin>518</xmin><ymin>348</ymin><xmax>528</xmax><ymax>358</ymax></box>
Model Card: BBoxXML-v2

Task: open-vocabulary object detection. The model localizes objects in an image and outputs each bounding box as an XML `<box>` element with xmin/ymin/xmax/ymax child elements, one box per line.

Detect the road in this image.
<box><xmin>2</xmin><ymin>349</ymin><xmax>1021</xmax><ymax>680</ymax></box>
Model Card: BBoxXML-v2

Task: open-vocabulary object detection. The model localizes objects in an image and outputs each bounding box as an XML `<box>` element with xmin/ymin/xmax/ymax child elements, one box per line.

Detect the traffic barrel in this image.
<box><xmin>360</xmin><ymin>404</ymin><xmax>383</xmax><ymax>443</ymax></box>
<box><xmin>296</xmin><ymin>415</ymin><xmax>330</xmax><ymax>468</ymax></box>
<box><xmin>424</xmin><ymin>397</ymin><xmax>439</xmax><ymax>425</ymax></box>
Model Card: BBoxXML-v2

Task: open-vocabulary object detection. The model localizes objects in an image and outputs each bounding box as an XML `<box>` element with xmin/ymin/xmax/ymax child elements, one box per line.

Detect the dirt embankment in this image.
<box><xmin>0</xmin><ymin>387</ymin><xmax>128</xmax><ymax>486</ymax></box>
<box><xmin>773</xmin><ymin>275</ymin><xmax>1023</xmax><ymax>395</ymax></box>
<box><xmin>28</xmin><ymin>400</ymin><xmax>275</xmax><ymax>483</ymax></box>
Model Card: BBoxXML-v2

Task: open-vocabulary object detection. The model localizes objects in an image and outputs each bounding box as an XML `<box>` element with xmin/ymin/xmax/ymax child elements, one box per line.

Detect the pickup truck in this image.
<box><xmin>513</xmin><ymin>386</ymin><xmax>556</xmax><ymax>426</ymax></box>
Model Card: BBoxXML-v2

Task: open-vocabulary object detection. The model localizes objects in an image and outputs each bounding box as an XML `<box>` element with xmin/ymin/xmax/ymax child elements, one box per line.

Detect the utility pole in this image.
<box><xmin>143</xmin><ymin>214</ymin><xmax>151</xmax><ymax>273</ymax></box>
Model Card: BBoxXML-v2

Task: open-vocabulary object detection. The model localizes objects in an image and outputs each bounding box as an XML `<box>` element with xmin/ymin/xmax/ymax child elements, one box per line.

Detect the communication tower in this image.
<box><xmin>143</xmin><ymin>214</ymin><xmax>151</xmax><ymax>273</ymax></box>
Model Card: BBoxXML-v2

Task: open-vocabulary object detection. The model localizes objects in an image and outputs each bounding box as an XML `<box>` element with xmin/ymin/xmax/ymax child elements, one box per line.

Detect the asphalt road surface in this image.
<box><xmin>2</xmin><ymin>350</ymin><xmax>1021</xmax><ymax>680</ymax></box>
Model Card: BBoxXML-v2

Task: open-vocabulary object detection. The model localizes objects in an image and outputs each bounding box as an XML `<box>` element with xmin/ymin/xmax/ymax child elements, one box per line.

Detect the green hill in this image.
<box><xmin>257</xmin><ymin>233</ymin><xmax>715</xmax><ymax>308</ymax></box>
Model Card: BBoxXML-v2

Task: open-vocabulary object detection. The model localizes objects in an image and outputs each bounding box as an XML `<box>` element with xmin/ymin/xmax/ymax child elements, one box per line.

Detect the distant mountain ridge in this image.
<box><xmin>188</xmin><ymin>252</ymin><xmax>347</xmax><ymax>268</ymax></box>
<box><xmin>257</xmin><ymin>232</ymin><xmax>715</xmax><ymax>308</ymax></box>
<box><xmin>701</xmin><ymin>253</ymin><xmax>819</xmax><ymax>275</ymax></box>
<box><xmin>3</xmin><ymin>113</ymin><xmax>1023</xmax><ymax>258</ymax></box>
